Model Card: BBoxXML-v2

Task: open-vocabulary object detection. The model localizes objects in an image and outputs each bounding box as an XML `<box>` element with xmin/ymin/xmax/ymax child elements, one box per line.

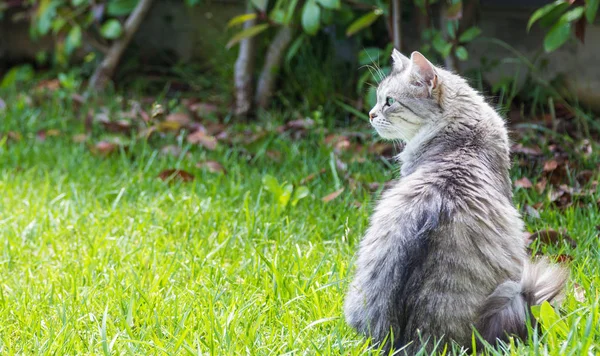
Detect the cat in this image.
<box><xmin>344</xmin><ymin>49</ymin><xmax>568</xmax><ymax>354</ymax></box>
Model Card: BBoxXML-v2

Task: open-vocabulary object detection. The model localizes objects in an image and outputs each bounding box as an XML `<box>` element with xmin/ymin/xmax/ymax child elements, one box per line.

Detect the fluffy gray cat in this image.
<box><xmin>344</xmin><ymin>50</ymin><xmax>568</xmax><ymax>353</ymax></box>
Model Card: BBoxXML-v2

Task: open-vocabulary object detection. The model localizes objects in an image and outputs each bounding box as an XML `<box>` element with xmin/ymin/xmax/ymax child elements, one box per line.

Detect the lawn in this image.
<box><xmin>0</xmin><ymin>88</ymin><xmax>599</xmax><ymax>355</ymax></box>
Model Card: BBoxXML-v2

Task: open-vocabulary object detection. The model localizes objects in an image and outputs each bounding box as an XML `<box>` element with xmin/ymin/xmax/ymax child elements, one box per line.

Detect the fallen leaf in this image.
<box><xmin>187</xmin><ymin>130</ymin><xmax>217</xmax><ymax>150</ymax></box>
<box><xmin>35</xmin><ymin>79</ymin><xmax>60</xmax><ymax>91</ymax></box>
<box><xmin>555</xmin><ymin>254</ymin><xmax>573</xmax><ymax>263</ymax></box>
<box><xmin>189</xmin><ymin>102</ymin><xmax>219</xmax><ymax>118</ymax></box>
<box><xmin>511</xmin><ymin>144</ymin><xmax>542</xmax><ymax>156</ymax></box>
<box><xmin>157</xmin><ymin>169</ymin><xmax>195</xmax><ymax>183</ymax></box>
<box><xmin>101</xmin><ymin>119</ymin><xmax>133</xmax><ymax>134</ymax></box>
<box><xmin>351</xmin><ymin>201</ymin><xmax>362</xmax><ymax>208</ymax></box>
<box><xmin>0</xmin><ymin>97</ymin><xmax>6</xmax><ymax>110</ymax></box>
<box><xmin>72</xmin><ymin>134</ymin><xmax>89</xmax><ymax>143</ymax></box>
<box><xmin>369</xmin><ymin>142</ymin><xmax>396</xmax><ymax>157</ymax></box>
<box><xmin>514</xmin><ymin>177</ymin><xmax>532</xmax><ymax>189</ymax></box>
<box><xmin>576</xmin><ymin>170</ymin><xmax>595</xmax><ymax>186</ymax></box>
<box><xmin>196</xmin><ymin>161</ymin><xmax>226</xmax><ymax>174</ymax></box>
<box><xmin>151</xmin><ymin>103</ymin><xmax>165</xmax><ymax>120</ymax></box>
<box><xmin>286</xmin><ymin>118</ymin><xmax>314</xmax><ymax>130</ymax></box>
<box><xmin>166</xmin><ymin>112</ymin><xmax>191</xmax><ymax>127</ymax></box>
<box><xmin>322</xmin><ymin>188</ymin><xmax>344</xmax><ymax>202</ymax></box>
<box><xmin>535</xmin><ymin>177</ymin><xmax>547</xmax><ymax>194</ymax></box>
<box><xmin>90</xmin><ymin>141</ymin><xmax>119</xmax><ymax>156</ymax></box>
<box><xmin>543</xmin><ymin>159</ymin><xmax>558</xmax><ymax>172</ymax></box>
<box><xmin>157</xmin><ymin>121</ymin><xmax>183</xmax><ymax>132</ymax></box>
<box><xmin>524</xmin><ymin>204</ymin><xmax>540</xmax><ymax>219</ymax></box>
<box><xmin>266</xmin><ymin>150</ymin><xmax>282</xmax><ymax>162</ymax></box>
<box><xmin>335</xmin><ymin>157</ymin><xmax>348</xmax><ymax>172</ymax></box>
<box><xmin>7</xmin><ymin>131</ymin><xmax>22</xmax><ymax>141</ymax></box>
<box><xmin>526</xmin><ymin>229</ymin><xmax>577</xmax><ymax>248</ymax></box>
<box><xmin>160</xmin><ymin>145</ymin><xmax>182</xmax><ymax>157</ymax></box>
<box><xmin>299</xmin><ymin>168</ymin><xmax>327</xmax><ymax>184</ymax></box>
<box><xmin>36</xmin><ymin>129</ymin><xmax>60</xmax><ymax>141</ymax></box>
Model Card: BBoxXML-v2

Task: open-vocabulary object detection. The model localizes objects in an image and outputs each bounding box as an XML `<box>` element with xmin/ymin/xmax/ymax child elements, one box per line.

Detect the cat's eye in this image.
<box><xmin>385</xmin><ymin>97</ymin><xmax>395</xmax><ymax>106</ymax></box>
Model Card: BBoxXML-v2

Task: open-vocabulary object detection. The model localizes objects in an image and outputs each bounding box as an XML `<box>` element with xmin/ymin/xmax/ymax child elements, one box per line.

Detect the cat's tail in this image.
<box><xmin>475</xmin><ymin>258</ymin><xmax>568</xmax><ymax>345</ymax></box>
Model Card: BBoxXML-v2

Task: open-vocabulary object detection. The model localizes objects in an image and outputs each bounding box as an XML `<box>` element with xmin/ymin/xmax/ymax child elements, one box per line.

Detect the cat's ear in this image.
<box><xmin>410</xmin><ymin>51</ymin><xmax>439</xmax><ymax>93</ymax></box>
<box><xmin>391</xmin><ymin>48</ymin><xmax>410</xmax><ymax>72</ymax></box>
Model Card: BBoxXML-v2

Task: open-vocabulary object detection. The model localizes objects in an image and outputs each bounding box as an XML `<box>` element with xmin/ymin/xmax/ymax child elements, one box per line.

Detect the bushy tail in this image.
<box><xmin>476</xmin><ymin>258</ymin><xmax>568</xmax><ymax>345</ymax></box>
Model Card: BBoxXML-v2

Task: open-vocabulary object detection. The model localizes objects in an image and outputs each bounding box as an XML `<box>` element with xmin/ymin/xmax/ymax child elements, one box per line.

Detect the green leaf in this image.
<box><xmin>316</xmin><ymin>0</ymin><xmax>340</xmax><ymax>10</ymax></box>
<box><xmin>107</xmin><ymin>0</ymin><xmax>138</xmax><ymax>16</ymax></box>
<box><xmin>0</xmin><ymin>65</ymin><xmax>34</xmax><ymax>89</ymax></box>
<box><xmin>446</xmin><ymin>19</ymin><xmax>457</xmax><ymax>39</ymax></box>
<box><xmin>432</xmin><ymin>33</ymin><xmax>448</xmax><ymax>53</ymax></box>
<box><xmin>345</xmin><ymin>9</ymin><xmax>382</xmax><ymax>36</ymax></box>
<box><xmin>291</xmin><ymin>186</ymin><xmax>310</xmax><ymax>206</ymax></box>
<box><xmin>252</xmin><ymin>0</ymin><xmax>268</xmax><ymax>12</ymax></box>
<box><xmin>458</xmin><ymin>26</ymin><xmax>481</xmax><ymax>43</ymax></box>
<box><xmin>543</xmin><ymin>20</ymin><xmax>571</xmax><ymax>52</ymax></box>
<box><xmin>71</xmin><ymin>0</ymin><xmax>86</xmax><ymax>7</ymax></box>
<box><xmin>301</xmin><ymin>0</ymin><xmax>320</xmax><ymax>35</ymax></box>
<box><xmin>586</xmin><ymin>0</ymin><xmax>599</xmax><ymax>23</ymax></box>
<box><xmin>269</xmin><ymin>9</ymin><xmax>285</xmax><ymax>24</ymax></box>
<box><xmin>227</xmin><ymin>13</ymin><xmax>257</xmax><ymax>28</ymax></box>
<box><xmin>262</xmin><ymin>175</ymin><xmax>281</xmax><ymax>195</ymax></box>
<box><xmin>65</xmin><ymin>25</ymin><xmax>82</xmax><ymax>55</ymax></box>
<box><xmin>100</xmin><ymin>19</ymin><xmax>123</xmax><ymax>39</ymax></box>
<box><xmin>35</xmin><ymin>0</ymin><xmax>60</xmax><ymax>36</ymax></box>
<box><xmin>455</xmin><ymin>45</ymin><xmax>468</xmax><ymax>61</ymax></box>
<box><xmin>539</xmin><ymin>301</ymin><xmax>569</xmax><ymax>337</ymax></box>
<box><xmin>358</xmin><ymin>47</ymin><xmax>382</xmax><ymax>66</ymax></box>
<box><xmin>560</xmin><ymin>6</ymin><xmax>585</xmax><ymax>23</ymax></box>
<box><xmin>279</xmin><ymin>184</ymin><xmax>293</xmax><ymax>207</ymax></box>
<box><xmin>226</xmin><ymin>23</ymin><xmax>269</xmax><ymax>48</ymax></box>
<box><xmin>528</xmin><ymin>1</ymin><xmax>568</xmax><ymax>31</ymax></box>
<box><xmin>285</xmin><ymin>34</ymin><xmax>305</xmax><ymax>64</ymax></box>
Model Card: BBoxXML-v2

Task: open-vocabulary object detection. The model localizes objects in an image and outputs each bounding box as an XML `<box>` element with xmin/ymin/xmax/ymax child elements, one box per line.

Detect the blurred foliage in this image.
<box><xmin>528</xmin><ymin>0</ymin><xmax>598</xmax><ymax>52</ymax></box>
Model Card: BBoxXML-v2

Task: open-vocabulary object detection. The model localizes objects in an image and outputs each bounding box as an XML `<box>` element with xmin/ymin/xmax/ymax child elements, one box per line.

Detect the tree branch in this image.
<box><xmin>88</xmin><ymin>0</ymin><xmax>154</xmax><ymax>91</ymax></box>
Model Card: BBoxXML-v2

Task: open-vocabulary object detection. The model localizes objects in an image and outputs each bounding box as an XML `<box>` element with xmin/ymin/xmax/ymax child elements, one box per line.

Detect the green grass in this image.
<box><xmin>0</xmin><ymin>89</ymin><xmax>599</xmax><ymax>355</ymax></box>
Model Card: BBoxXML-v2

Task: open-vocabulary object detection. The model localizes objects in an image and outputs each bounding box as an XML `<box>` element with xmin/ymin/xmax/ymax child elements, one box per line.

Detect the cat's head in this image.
<box><xmin>369</xmin><ymin>50</ymin><xmax>442</xmax><ymax>141</ymax></box>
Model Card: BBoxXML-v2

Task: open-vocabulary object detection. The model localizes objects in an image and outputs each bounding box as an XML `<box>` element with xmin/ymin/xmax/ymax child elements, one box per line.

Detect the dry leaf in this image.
<box><xmin>299</xmin><ymin>169</ymin><xmax>327</xmax><ymax>184</ymax></box>
<box><xmin>90</xmin><ymin>141</ymin><xmax>119</xmax><ymax>156</ymax></box>
<box><xmin>535</xmin><ymin>177</ymin><xmax>547</xmax><ymax>194</ymax></box>
<box><xmin>368</xmin><ymin>181</ymin><xmax>395</xmax><ymax>192</ymax></box>
<box><xmin>157</xmin><ymin>169</ymin><xmax>195</xmax><ymax>183</ymax></box>
<box><xmin>187</xmin><ymin>130</ymin><xmax>217</xmax><ymax>150</ymax></box>
<box><xmin>101</xmin><ymin>119</ymin><xmax>133</xmax><ymax>134</ymax></box>
<box><xmin>196</xmin><ymin>161</ymin><xmax>226</xmax><ymax>174</ymax></box>
<box><xmin>157</xmin><ymin>121</ymin><xmax>183</xmax><ymax>132</ymax></box>
<box><xmin>335</xmin><ymin>157</ymin><xmax>348</xmax><ymax>172</ymax></box>
<box><xmin>524</xmin><ymin>204</ymin><xmax>540</xmax><ymax>219</ymax></box>
<box><xmin>72</xmin><ymin>134</ymin><xmax>89</xmax><ymax>143</ymax></box>
<box><xmin>35</xmin><ymin>79</ymin><xmax>60</xmax><ymax>91</ymax></box>
<box><xmin>160</xmin><ymin>145</ymin><xmax>182</xmax><ymax>157</ymax></box>
<box><xmin>511</xmin><ymin>144</ymin><xmax>542</xmax><ymax>156</ymax></box>
<box><xmin>0</xmin><ymin>97</ymin><xmax>6</xmax><ymax>110</ymax></box>
<box><xmin>266</xmin><ymin>150</ymin><xmax>282</xmax><ymax>162</ymax></box>
<box><xmin>543</xmin><ymin>159</ymin><xmax>558</xmax><ymax>172</ymax></box>
<box><xmin>514</xmin><ymin>177</ymin><xmax>532</xmax><ymax>189</ymax></box>
<box><xmin>526</xmin><ymin>229</ymin><xmax>577</xmax><ymax>248</ymax></box>
<box><xmin>322</xmin><ymin>188</ymin><xmax>344</xmax><ymax>203</ymax></box>
<box><xmin>190</xmin><ymin>102</ymin><xmax>219</xmax><ymax>118</ymax></box>
<box><xmin>166</xmin><ymin>112</ymin><xmax>191</xmax><ymax>127</ymax></box>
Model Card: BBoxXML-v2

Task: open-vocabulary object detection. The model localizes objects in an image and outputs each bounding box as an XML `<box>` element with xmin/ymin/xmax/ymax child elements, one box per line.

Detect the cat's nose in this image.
<box><xmin>369</xmin><ymin>113</ymin><xmax>377</xmax><ymax>121</ymax></box>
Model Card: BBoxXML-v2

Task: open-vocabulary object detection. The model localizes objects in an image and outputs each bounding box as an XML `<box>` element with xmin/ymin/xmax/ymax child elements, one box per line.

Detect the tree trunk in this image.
<box><xmin>88</xmin><ymin>0</ymin><xmax>154</xmax><ymax>91</ymax></box>
<box><xmin>233</xmin><ymin>11</ymin><xmax>257</xmax><ymax>117</ymax></box>
<box><xmin>391</xmin><ymin>0</ymin><xmax>402</xmax><ymax>50</ymax></box>
<box><xmin>255</xmin><ymin>26</ymin><xmax>293</xmax><ymax>110</ymax></box>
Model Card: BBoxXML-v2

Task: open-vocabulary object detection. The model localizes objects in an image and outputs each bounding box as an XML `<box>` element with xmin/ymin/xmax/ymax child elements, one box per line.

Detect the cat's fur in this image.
<box><xmin>344</xmin><ymin>50</ymin><xmax>567</xmax><ymax>353</ymax></box>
